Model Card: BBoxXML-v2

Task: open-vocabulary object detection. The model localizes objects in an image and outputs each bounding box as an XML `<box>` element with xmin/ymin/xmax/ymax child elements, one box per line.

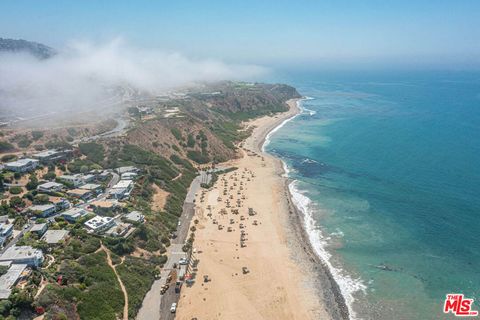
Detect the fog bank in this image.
<box><xmin>0</xmin><ymin>38</ymin><xmax>266</xmax><ymax>119</ymax></box>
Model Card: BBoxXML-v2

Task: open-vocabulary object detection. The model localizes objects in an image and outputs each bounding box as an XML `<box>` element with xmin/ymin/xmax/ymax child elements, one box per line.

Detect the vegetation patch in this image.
<box><xmin>79</xmin><ymin>142</ymin><xmax>105</xmax><ymax>164</ymax></box>
<box><xmin>116</xmin><ymin>256</ymin><xmax>156</xmax><ymax>318</ymax></box>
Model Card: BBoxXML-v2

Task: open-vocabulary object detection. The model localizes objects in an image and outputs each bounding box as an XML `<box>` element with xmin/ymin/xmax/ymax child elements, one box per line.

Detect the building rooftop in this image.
<box><xmin>125</xmin><ymin>211</ymin><xmax>144</xmax><ymax>223</ymax></box>
<box><xmin>32</xmin><ymin>149</ymin><xmax>61</xmax><ymax>158</ymax></box>
<box><xmin>0</xmin><ymin>264</ymin><xmax>28</xmax><ymax>299</ymax></box>
<box><xmin>38</xmin><ymin>181</ymin><xmax>63</xmax><ymax>189</ymax></box>
<box><xmin>62</xmin><ymin>207</ymin><xmax>88</xmax><ymax>219</ymax></box>
<box><xmin>112</xmin><ymin>180</ymin><xmax>133</xmax><ymax>189</ymax></box>
<box><xmin>59</xmin><ymin>174</ymin><xmax>81</xmax><ymax>179</ymax></box>
<box><xmin>0</xmin><ymin>246</ymin><xmax>43</xmax><ymax>263</ymax></box>
<box><xmin>41</xmin><ymin>230</ymin><xmax>69</xmax><ymax>244</ymax></box>
<box><xmin>5</xmin><ymin>158</ymin><xmax>38</xmax><ymax>167</ymax></box>
<box><xmin>116</xmin><ymin>166</ymin><xmax>139</xmax><ymax>174</ymax></box>
<box><xmin>28</xmin><ymin>204</ymin><xmax>55</xmax><ymax>212</ymax></box>
<box><xmin>84</xmin><ymin>216</ymin><xmax>114</xmax><ymax>230</ymax></box>
<box><xmin>105</xmin><ymin>222</ymin><xmax>132</xmax><ymax>237</ymax></box>
<box><xmin>30</xmin><ymin>223</ymin><xmax>47</xmax><ymax>232</ymax></box>
<box><xmin>79</xmin><ymin>183</ymin><xmax>101</xmax><ymax>190</ymax></box>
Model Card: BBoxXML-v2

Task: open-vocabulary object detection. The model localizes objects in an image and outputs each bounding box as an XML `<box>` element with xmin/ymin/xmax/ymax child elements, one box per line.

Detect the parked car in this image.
<box><xmin>179</xmin><ymin>258</ymin><xmax>188</xmax><ymax>265</ymax></box>
<box><xmin>170</xmin><ymin>303</ymin><xmax>177</xmax><ymax>313</ymax></box>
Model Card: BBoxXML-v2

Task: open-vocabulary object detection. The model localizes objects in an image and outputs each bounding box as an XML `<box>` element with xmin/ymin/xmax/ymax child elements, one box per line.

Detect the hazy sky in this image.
<box><xmin>1</xmin><ymin>0</ymin><xmax>480</xmax><ymax>69</ymax></box>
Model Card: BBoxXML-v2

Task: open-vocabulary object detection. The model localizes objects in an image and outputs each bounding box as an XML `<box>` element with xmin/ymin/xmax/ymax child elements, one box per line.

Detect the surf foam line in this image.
<box><xmin>260</xmin><ymin>95</ymin><xmax>366</xmax><ymax>319</ymax></box>
<box><xmin>288</xmin><ymin>179</ymin><xmax>367</xmax><ymax>320</ymax></box>
<box><xmin>262</xmin><ymin>97</ymin><xmax>311</xmax><ymax>152</ymax></box>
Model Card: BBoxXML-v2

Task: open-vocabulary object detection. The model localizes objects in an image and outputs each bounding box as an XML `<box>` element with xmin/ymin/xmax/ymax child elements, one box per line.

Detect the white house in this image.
<box><xmin>108</xmin><ymin>180</ymin><xmax>134</xmax><ymax>200</ymax></box>
<box><xmin>0</xmin><ymin>246</ymin><xmax>44</xmax><ymax>267</ymax></box>
<box><xmin>58</xmin><ymin>174</ymin><xmax>84</xmax><ymax>187</ymax></box>
<box><xmin>121</xmin><ymin>172</ymin><xmax>138</xmax><ymax>180</ymax></box>
<box><xmin>28</xmin><ymin>204</ymin><xmax>56</xmax><ymax>218</ymax></box>
<box><xmin>62</xmin><ymin>207</ymin><xmax>88</xmax><ymax>223</ymax></box>
<box><xmin>84</xmin><ymin>216</ymin><xmax>115</xmax><ymax>233</ymax></box>
<box><xmin>37</xmin><ymin>181</ymin><xmax>64</xmax><ymax>193</ymax></box>
<box><xmin>4</xmin><ymin>159</ymin><xmax>39</xmax><ymax>173</ymax></box>
<box><xmin>115</xmin><ymin>166</ymin><xmax>140</xmax><ymax>175</ymax></box>
<box><xmin>30</xmin><ymin>223</ymin><xmax>48</xmax><ymax>237</ymax></box>
<box><xmin>105</xmin><ymin>222</ymin><xmax>132</xmax><ymax>237</ymax></box>
<box><xmin>124</xmin><ymin>211</ymin><xmax>145</xmax><ymax>223</ymax></box>
<box><xmin>0</xmin><ymin>263</ymin><xmax>29</xmax><ymax>299</ymax></box>
<box><xmin>41</xmin><ymin>230</ymin><xmax>69</xmax><ymax>244</ymax></box>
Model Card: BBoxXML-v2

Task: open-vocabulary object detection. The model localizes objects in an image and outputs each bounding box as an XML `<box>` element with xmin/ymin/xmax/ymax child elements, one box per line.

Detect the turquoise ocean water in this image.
<box><xmin>264</xmin><ymin>71</ymin><xmax>480</xmax><ymax>319</ymax></box>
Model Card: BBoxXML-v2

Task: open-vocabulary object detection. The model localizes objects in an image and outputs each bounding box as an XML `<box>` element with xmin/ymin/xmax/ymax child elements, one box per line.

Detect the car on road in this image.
<box><xmin>170</xmin><ymin>303</ymin><xmax>177</xmax><ymax>313</ymax></box>
<box><xmin>179</xmin><ymin>258</ymin><xmax>188</xmax><ymax>265</ymax></box>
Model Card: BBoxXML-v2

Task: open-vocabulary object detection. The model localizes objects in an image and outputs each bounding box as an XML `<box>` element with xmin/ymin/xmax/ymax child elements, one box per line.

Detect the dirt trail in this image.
<box><xmin>101</xmin><ymin>244</ymin><xmax>129</xmax><ymax>320</ymax></box>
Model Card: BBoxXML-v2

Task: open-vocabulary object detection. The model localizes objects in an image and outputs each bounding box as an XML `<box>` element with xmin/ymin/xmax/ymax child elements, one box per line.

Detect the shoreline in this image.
<box><xmin>175</xmin><ymin>98</ymin><xmax>348</xmax><ymax>320</ymax></box>
<box><xmin>253</xmin><ymin>99</ymin><xmax>350</xmax><ymax>320</ymax></box>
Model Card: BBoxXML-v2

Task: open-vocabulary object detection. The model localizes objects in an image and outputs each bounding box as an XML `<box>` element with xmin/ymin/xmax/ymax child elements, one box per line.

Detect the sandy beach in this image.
<box><xmin>176</xmin><ymin>99</ymin><xmax>348</xmax><ymax>320</ymax></box>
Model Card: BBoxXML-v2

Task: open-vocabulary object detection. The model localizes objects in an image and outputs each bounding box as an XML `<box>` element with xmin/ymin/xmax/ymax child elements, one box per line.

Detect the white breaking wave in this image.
<box><xmin>288</xmin><ymin>180</ymin><xmax>367</xmax><ymax>320</ymax></box>
<box><xmin>299</xmin><ymin>96</ymin><xmax>317</xmax><ymax>115</ymax></box>
<box><xmin>261</xmin><ymin>95</ymin><xmax>366</xmax><ymax>319</ymax></box>
<box><xmin>301</xmin><ymin>158</ymin><xmax>318</xmax><ymax>164</ymax></box>
<box><xmin>262</xmin><ymin>98</ymin><xmax>304</xmax><ymax>152</ymax></box>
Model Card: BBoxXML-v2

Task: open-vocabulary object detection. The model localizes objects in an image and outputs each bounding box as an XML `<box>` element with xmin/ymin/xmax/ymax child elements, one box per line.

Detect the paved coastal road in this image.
<box><xmin>137</xmin><ymin>172</ymin><xmax>208</xmax><ymax>320</ymax></box>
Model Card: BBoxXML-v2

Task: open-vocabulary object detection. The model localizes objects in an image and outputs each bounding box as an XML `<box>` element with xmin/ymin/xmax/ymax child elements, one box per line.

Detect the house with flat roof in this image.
<box><xmin>37</xmin><ymin>181</ymin><xmax>64</xmax><ymax>193</ymax></box>
<box><xmin>108</xmin><ymin>180</ymin><xmax>134</xmax><ymax>200</ymax></box>
<box><xmin>0</xmin><ymin>246</ymin><xmax>44</xmax><ymax>267</ymax></box>
<box><xmin>105</xmin><ymin>222</ymin><xmax>132</xmax><ymax>238</ymax></box>
<box><xmin>84</xmin><ymin>216</ymin><xmax>115</xmax><ymax>233</ymax></box>
<box><xmin>124</xmin><ymin>211</ymin><xmax>145</xmax><ymax>223</ymax></box>
<box><xmin>41</xmin><ymin>229</ymin><xmax>69</xmax><ymax>244</ymax></box>
<box><xmin>61</xmin><ymin>207</ymin><xmax>88</xmax><ymax>223</ymax></box>
<box><xmin>28</xmin><ymin>204</ymin><xmax>56</xmax><ymax>218</ymax></box>
<box><xmin>82</xmin><ymin>174</ymin><xmax>96</xmax><ymax>183</ymax></box>
<box><xmin>115</xmin><ymin>166</ymin><xmax>140</xmax><ymax>175</ymax></box>
<box><xmin>67</xmin><ymin>189</ymin><xmax>94</xmax><ymax>201</ymax></box>
<box><xmin>0</xmin><ymin>263</ymin><xmax>29</xmax><ymax>299</ymax></box>
<box><xmin>58</xmin><ymin>174</ymin><xmax>84</xmax><ymax>187</ymax></box>
<box><xmin>32</xmin><ymin>149</ymin><xmax>71</xmax><ymax>164</ymax></box>
<box><xmin>121</xmin><ymin>172</ymin><xmax>138</xmax><ymax>180</ymax></box>
<box><xmin>30</xmin><ymin>223</ymin><xmax>48</xmax><ymax>237</ymax></box>
<box><xmin>79</xmin><ymin>183</ymin><xmax>103</xmax><ymax>194</ymax></box>
<box><xmin>4</xmin><ymin>159</ymin><xmax>39</xmax><ymax>173</ymax></box>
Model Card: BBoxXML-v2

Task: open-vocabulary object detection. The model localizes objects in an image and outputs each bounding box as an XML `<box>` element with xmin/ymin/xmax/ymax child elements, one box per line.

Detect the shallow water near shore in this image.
<box><xmin>264</xmin><ymin>71</ymin><xmax>480</xmax><ymax>319</ymax></box>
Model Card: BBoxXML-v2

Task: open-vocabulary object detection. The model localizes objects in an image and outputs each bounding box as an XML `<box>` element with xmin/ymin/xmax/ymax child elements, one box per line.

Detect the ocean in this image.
<box><xmin>263</xmin><ymin>71</ymin><xmax>480</xmax><ymax>319</ymax></box>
